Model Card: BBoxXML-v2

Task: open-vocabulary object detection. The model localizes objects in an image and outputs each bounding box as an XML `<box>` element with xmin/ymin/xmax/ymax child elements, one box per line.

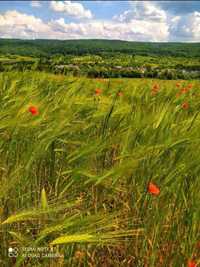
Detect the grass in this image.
<box><xmin>0</xmin><ymin>71</ymin><xmax>200</xmax><ymax>266</ymax></box>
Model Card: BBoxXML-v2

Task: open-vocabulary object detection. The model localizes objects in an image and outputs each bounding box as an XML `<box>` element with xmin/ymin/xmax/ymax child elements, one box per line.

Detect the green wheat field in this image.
<box><xmin>0</xmin><ymin>71</ymin><xmax>200</xmax><ymax>267</ymax></box>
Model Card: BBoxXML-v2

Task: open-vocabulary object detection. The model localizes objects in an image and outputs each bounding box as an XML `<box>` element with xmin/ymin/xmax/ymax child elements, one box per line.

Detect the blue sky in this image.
<box><xmin>0</xmin><ymin>1</ymin><xmax>131</xmax><ymax>21</ymax></box>
<box><xmin>0</xmin><ymin>1</ymin><xmax>200</xmax><ymax>42</ymax></box>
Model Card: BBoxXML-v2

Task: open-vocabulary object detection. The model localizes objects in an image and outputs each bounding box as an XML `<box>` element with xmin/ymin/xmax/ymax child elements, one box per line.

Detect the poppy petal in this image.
<box><xmin>148</xmin><ymin>182</ymin><xmax>160</xmax><ymax>196</ymax></box>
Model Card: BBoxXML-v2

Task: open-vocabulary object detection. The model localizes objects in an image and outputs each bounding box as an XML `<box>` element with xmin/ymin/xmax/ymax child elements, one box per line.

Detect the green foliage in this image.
<box><xmin>0</xmin><ymin>39</ymin><xmax>200</xmax><ymax>79</ymax></box>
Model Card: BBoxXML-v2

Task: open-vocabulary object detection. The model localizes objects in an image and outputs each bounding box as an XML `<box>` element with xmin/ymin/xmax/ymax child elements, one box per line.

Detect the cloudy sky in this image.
<box><xmin>0</xmin><ymin>1</ymin><xmax>200</xmax><ymax>42</ymax></box>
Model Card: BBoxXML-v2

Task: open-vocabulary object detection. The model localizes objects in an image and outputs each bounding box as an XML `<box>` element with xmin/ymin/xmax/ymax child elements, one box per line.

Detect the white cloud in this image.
<box><xmin>31</xmin><ymin>1</ymin><xmax>42</xmax><ymax>8</ymax></box>
<box><xmin>111</xmin><ymin>2</ymin><xmax>169</xmax><ymax>41</ymax></box>
<box><xmin>0</xmin><ymin>8</ymin><xmax>199</xmax><ymax>42</ymax></box>
<box><xmin>50</xmin><ymin>1</ymin><xmax>93</xmax><ymax>19</ymax></box>
<box><xmin>114</xmin><ymin>2</ymin><xmax>167</xmax><ymax>22</ymax></box>
<box><xmin>169</xmin><ymin>11</ymin><xmax>200</xmax><ymax>41</ymax></box>
<box><xmin>0</xmin><ymin>10</ymin><xmax>51</xmax><ymax>39</ymax></box>
<box><xmin>0</xmin><ymin>10</ymin><xmax>169</xmax><ymax>41</ymax></box>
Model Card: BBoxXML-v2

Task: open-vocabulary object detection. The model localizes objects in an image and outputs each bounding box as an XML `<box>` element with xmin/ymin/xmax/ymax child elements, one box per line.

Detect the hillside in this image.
<box><xmin>0</xmin><ymin>39</ymin><xmax>200</xmax><ymax>57</ymax></box>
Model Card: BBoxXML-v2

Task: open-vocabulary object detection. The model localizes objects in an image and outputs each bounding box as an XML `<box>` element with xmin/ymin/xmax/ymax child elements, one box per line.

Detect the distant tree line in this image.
<box><xmin>0</xmin><ymin>39</ymin><xmax>200</xmax><ymax>58</ymax></box>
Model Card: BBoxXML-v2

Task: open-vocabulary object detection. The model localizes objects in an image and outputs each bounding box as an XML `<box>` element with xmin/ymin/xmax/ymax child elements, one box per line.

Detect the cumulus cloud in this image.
<box><xmin>169</xmin><ymin>11</ymin><xmax>200</xmax><ymax>41</ymax></box>
<box><xmin>111</xmin><ymin>2</ymin><xmax>169</xmax><ymax>41</ymax></box>
<box><xmin>50</xmin><ymin>1</ymin><xmax>93</xmax><ymax>19</ymax></box>
<box><xmin>31</xmin><ymin>1</ymin><xmax>42</xmax><ymax>8</ymax></box>
<box><xmin>114</xmin><ymin>2</ymin><xmax>167</xmax><ymax>22</ymax></box>
<box><xmin>112</xmin><ymin>1</ymin><xmax>200</xmax><ymax>42</ymax></box>
<box><xmin>0</xmin><ymin>10</ymin><xmax>50</xmax><ymax>39</ymax></box>
<box><xmin>0</xmin><ymin>10</ymin><xmax>169</xmax><ymax>41</ymax></box>
<box><xmin>49</xmin><ymin>18</ymin><xmax>169</xmax><ymax>41</ymax></box>
<box><xmin>0</xmin><ymin>6</ymin><xmax>199</xmax><ymax>42</ymax></box>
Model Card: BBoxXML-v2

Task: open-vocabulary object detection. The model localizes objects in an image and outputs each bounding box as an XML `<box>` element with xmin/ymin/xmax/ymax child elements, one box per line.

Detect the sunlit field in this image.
<box><xmin>1</xmin><ymin>71</ymin><xmax>200</xmax><ymax>267</ymax></box>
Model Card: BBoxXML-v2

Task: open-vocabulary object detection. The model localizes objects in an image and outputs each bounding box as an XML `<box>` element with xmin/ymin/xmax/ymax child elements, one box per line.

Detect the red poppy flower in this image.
<box><xmin>182</xmin><ymin>102</ymin><xmax>189</xmax><ymax>110</ymax></box>
<box><xmin>148</xmin><ymin>182</ymin><xmax>160</xmax><ymax>196</ymax></box>
<box><xmin>28</xmin><ymin>106</ymin><xmax>39</xmax><ymax>115</ymax></box>
<box><xmin>95</xmin><ymin>88</ymin><xmax>102</xmax><ymax>96</ymax></box>
<box><xmin>188</xmin><ymin>84</ymin><xmax>193</xmax><ymax>89</ymax></box>
<box><xmin>152</xmin><ymin>84</ymin><xmax>159</xmax><ymax>90</ymax></box>
<box><xmin>188</xmin><ymin>260</ymin><xmax>197</xmax><ymax>267</ymax></box>
<box><xmin>181</xmin><ymin>88</ymin><xmax>189</xmax><ymax>94</ymax></box>
<box><xmin>176</xmin><ymin>82</ymin><xmax>181</xmax><ymax>88</ymax></box>
<box><xmin>151</xmin><ymin>84</ymin><xmax>160</xmax><ymax>95</ymax></box>
<box><xmin>117</xmin><ymin>91</ymin><xmax>123</xmax><ymax>97</ymax></box>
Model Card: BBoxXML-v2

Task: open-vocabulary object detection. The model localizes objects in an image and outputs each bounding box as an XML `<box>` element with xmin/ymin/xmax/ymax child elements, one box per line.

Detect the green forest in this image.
<box><xmin>0</xmin><ymin>39</ymin><xmax>200</xmax><ymax>79</ymax></box>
